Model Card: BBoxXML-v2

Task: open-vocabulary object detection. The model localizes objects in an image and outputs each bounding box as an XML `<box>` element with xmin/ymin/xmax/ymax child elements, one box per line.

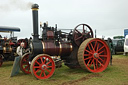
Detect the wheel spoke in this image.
<box><xmin>34</xmin><ymin>66</ymin><xmax>40</xmax><ymax>68</ymax></box>
<box><xmin>87</xmin><ymin>44</ymin><xmax>92</xmax><ymax>52</ymax></box>
<box><xmin>97</xmin><ymin>60</ymin><xmax>104</xmax><ymax>67</ymax></box>
<box><xmin>46</xmin><ymin>61</ymin><xmax>51</xmax><ymax>65</ymax></box>
<box><xmin>43</xmin><ymin>57</ymin><xmax>47</xmax><ymax>64</ymax></box>
<box><xmin>27</xmin><ymin>67</ymin><xmax>30</xmax><ymax>71</ymax></box>
<box><xmin>84</xmin><ymin>56</ymin><xmax>92</xmax><ymax>60</ymax></box>
<box><xmin>89</xmin><ymin>59</ymin><xmax>94</xmax><ymax>67</ymax></box>
<box><xmin>84</xmin><ymin>54</ymin><xmax>90</xmax><ymax>56</ymax></box>
<box><xmin>43</xmin><ymin>71</ymin><xmax>46</xmax><ymax>77</ymax></box>
<box><xmin>35</xmin><ymin>69</ymin><xmax>40</xmax><ymax>74</ymax></box>
<box><xmin>40</xmin><ymin>57</ymin><xmax>44</xmax><ymax>64</ymax></box>
<box><xmin>76</xmin><ymin>29</ymin><xmax>82</xmax><ymax>34</ymax></box>
<box><xmin>87</xmin><ymin>31</ymin><xmax>91</xmax><ymax>34</ymax></box>
<box><xmin>83</xmin><ymin>25</ymin><xmax>85</xmax><ymax>33</ymax></box>
<box><xmin>40</xmin><ymin>71</ymin><xmax>43</xmax><ymax>77</ymax></box>
<box><xmin>85</xmin><ymin>31</ymin><xmax>91</xmax><ymax>36</ymax></box>
<box><xmin>98</xmin><ymin>50</ymin><xmax>104</xmax><ymax>54</ymax></box>
<box><xmin>98</xmin><ymin>57</ymin><xmax>104</xmax><ymax>63</ymax></box>
<box><xmin>36</xmin><ymin>61</ymin><xmax>40</xmax><ymax>65</ymax></box>
<box><xmin>98</xmin><ymin>46</ymin><xmax>105</xmax><ymax>52</ymax></box>
<box><xmin>90</xmin><ymin>42</ymin><xmax>95</xmax><ymax>52</ymax></box>
<box><xmin>99</xmin><ymin>55</ymin><xmax>107</xmax><ymax>57</ymax></box>
<box><xmin>93</xmin><ymin>59</ymin><xmax>96</xmax><ymax>70</ymax></box>
<box><xmin>87</xmin><ymin>59</ymin><xmax>91</xmax><ymax>65</ymax></box>
<box><xmin>96</xmin><ymin>59</ymin><xmax>98</xmax><ymax>69</ymax></box>
<box><xmin>45</xmin><ymin>68</ymin><xmax>51</xmax><ymax>73</ymax></box>
<box><xmin>47</xmin><ymin>66</ymin><xmax>52</xmax><ymax>68</ymax></box>
<box><xmin>22</xmin><ymin>63</ymin><xmax>29</xmax><ymax>65</ymax></box>
<box><xmin>24</xmin><ymin>65</ymin><xmax>29</xmax><ymax>69</ymax></box>
<box><xmin>94</xmin><ymin>41</ymin><xmax>97</xmax><ymax>50</ymax></box>
<box><xmin>23</xmin><ymin>58</ymin><xmax>27</xmax><ymax>62</ymax></box>
<box><xmin>75</xmin><ymin>35</ymin><xmax>83</xmax><ymax>41</ymax></box>
<box><xmin>96</xmin><ymin>43</ymin><xmax>99</xmax><ymax>52</ymax></box>
<box><xmin>85</xmin><ymin>49</ymin><xmax>93</xmax><ymax>54</ymax></box>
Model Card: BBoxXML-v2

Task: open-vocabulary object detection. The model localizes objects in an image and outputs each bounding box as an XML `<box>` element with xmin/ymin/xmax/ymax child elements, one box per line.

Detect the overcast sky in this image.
<box><xmin>0</xmin><ymin>0</ymin><xmax>128</xmax><ymax>39</ymax></box>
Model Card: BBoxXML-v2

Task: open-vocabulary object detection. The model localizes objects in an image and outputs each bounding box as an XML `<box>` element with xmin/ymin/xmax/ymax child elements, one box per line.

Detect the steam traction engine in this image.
<box><xmin>0</xmin><ymin>39</ymin><xmax>13</xmax><ymax>67</ymax></box>
<box><xmin>0</xmin><ymin>27</ymin><xmax>20</xmax><ymax>67</ymax></box>
<box><xmin>20</xmin><ymin>4</ymin><xmax>110</xmax><ymax>79</ymax></box>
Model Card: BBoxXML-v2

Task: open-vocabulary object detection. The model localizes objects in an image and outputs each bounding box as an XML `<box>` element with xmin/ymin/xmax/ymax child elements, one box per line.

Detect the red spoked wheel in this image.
<box><xmin>73</xmin><ymin>24</ymin><xmax>93</xmax><ymax>46</ymax></box>
<box><xmin>30</xmin><ymin>54</ymin><xmax>55</xmax><ymax>79</ymax></box>
<box><xmin>78</xmin><ymin>38</ymin><xmax>110</xmax><ymax>73</ymax></box>
<box><xmin>20</xmin><ymin>53</ymin><xmax>31</xmax><ymax>74</ymax></box>
<box><xmin>0</xmin><ymin>56</ymin><xmax>3</xmax><ymax>67</ymax></box>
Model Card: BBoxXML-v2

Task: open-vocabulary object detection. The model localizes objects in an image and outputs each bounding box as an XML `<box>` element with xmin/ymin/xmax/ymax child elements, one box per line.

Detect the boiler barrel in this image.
<box><xmin>42</xmin><ymin>41</ymin><xmax>72</xmax><ymax>56</ymax></box>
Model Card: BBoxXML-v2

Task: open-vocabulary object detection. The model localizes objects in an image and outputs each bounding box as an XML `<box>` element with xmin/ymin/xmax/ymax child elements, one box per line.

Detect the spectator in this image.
<box><xmin>16</xmin><ymin>42</ymin><xmax>25</xmax><ymax>56</ymax></box>
<box><xmin>107</xmin><ymin>38</ymin><xmax>113</xmax><ymax>65</ymax></box>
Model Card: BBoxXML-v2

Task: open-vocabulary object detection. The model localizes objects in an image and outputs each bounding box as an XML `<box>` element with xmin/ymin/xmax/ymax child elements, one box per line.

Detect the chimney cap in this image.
<box><xmin>32</xmin><ymin>4</ymin><xmax>39</xmax><ymax>9</ymax></box>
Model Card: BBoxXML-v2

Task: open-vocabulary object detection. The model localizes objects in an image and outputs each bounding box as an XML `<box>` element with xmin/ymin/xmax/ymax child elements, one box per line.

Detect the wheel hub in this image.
<box><xmin>94</xmin><ymin>53</ymin><xmax>99</xmax><ymax>58</ymax></box>
<box><xmin>41</xmin><ymin>64</ymin><xmax>47</xmax><ymax>70</ymax></box>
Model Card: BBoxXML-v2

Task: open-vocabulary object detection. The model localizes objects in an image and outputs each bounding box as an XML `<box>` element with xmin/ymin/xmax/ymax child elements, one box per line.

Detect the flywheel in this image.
<box><xmin>73</xmin><ymin>24</ymin><xmax>93</xmax><ymax>46</ymax></box>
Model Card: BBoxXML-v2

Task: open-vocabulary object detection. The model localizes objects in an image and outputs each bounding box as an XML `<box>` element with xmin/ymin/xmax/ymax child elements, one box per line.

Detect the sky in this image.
<box><xmin>0</xmin><ymin>0</ymin><xmax>128</xmax><ymax>39</ymax></box>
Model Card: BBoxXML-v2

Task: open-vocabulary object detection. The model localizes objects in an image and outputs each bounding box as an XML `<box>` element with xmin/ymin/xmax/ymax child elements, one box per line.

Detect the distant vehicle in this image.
<box><xmin>112</xmin><ymin>39</ymin><xmax>124</xmax><ymax>54</ymax></box>
<box><xmin>124</xmin><ymin>35</ymin><xmax>128</xmax><ymax>55</ymax></box>
<box><xmin>113</xmin><ymin>36</ymin><xmax>124</xmax><ymax>39</ymax></box>
<box><xmin>124</xmin><ymin>29</ymin><xmax>128</xmax><ymax>38</ymax></box>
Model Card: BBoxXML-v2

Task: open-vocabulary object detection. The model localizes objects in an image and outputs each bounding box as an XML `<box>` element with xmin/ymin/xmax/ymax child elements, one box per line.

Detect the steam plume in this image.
<box><xmin>0</xmin><ymin>0</ymin><xmax>33</xmax><ymax>11</ymax></box>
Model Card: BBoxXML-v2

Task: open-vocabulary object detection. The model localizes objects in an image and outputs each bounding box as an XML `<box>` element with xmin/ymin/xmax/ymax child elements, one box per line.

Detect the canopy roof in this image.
<box><xmin>0</xmin><ymin>26</ymin><xmax>20</xmax><ymax>32</ymax></box>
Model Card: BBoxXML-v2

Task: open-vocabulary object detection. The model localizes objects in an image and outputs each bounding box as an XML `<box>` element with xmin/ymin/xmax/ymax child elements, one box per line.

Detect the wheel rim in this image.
<box><xmin>31</xmin><ymin>54</ymin><xmax>55</xmax><ymax>79</ymax></box>
<box><xmin>20</xmin><ymin>53</ymin><xmax>31</xmax><ymax>74</ymax></box>
<box><xmin>78</xmin><ymin>38</ymin><xmax>110</xmax><ymax>73</ymax></box>
<box><xmin>73</xmin><ymin>24</ymin><xmax>93</xmax><ymax>46</ymax></box>
<box><xmin>0</xmin><ymin>57</ymin><xmax>3</xmax><ymax>67</ymax></box>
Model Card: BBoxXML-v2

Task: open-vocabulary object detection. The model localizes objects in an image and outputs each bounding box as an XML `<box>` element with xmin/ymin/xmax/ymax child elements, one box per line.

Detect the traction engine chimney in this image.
<box><xmin>31</xmin><ymin>4</ymin><xmax>39</xmax><ymax>41</ymax></box>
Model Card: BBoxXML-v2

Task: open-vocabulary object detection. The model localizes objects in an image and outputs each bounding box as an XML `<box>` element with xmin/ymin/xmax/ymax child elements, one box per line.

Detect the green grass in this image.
<box><xmin>0</xmin><ymin>54</ymin><xmax>128</xmax><ymax>85</ymax></box>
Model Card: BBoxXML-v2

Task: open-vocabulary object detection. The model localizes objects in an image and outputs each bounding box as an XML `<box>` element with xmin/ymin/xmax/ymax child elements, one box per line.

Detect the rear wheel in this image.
<box><xmin>78</xmin><ymin>38</ymin><xmax>110</xmax><ymax>73</ymax></box>
<box><xmin>30</xmin><ymin>54</ymin><xmax>55</xmax><ymax>79</ymax></box>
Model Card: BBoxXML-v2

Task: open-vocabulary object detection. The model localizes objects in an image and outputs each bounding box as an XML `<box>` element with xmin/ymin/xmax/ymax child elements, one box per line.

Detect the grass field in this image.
<box><xmin>0</xmin><ymin>54</ymin><xmax>128</xmax><ymax>85</ymax></box>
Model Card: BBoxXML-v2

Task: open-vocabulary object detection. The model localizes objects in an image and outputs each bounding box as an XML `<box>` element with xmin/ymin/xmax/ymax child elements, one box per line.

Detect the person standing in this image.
<box><xmin>11</xmin><ymin>42</ymin><xmax>25</xmax><ymax>77</ymax></box>
<box><xmin>16</xmin><ymin>42</ymin><xmax>25</xmax><ymax>56</ymax></box>
<box><xmin>107</xmin><ymin>38</ymin><xmax>113</xmax><ymax>66</ymax></box>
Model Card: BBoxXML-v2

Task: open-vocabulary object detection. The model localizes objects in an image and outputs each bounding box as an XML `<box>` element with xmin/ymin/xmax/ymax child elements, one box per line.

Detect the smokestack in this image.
<box><xmin>31</xmin><ymin>4</ymin><xmax>39</xmax><ymax>41</ymax></box>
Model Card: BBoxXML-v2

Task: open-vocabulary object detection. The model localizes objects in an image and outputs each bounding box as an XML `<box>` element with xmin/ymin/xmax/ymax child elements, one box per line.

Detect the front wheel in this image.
<box><xmin>30</xmin><ymin>54</ymin><xmax>55</xmax><ymax>79</ymax></box>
